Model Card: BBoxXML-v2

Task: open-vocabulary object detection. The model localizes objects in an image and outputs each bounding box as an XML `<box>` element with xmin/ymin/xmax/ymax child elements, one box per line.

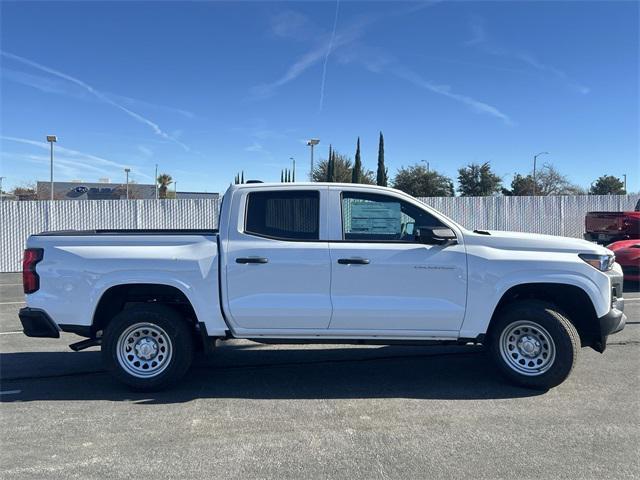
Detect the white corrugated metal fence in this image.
<box><xmin>1</xmin><ymin>194</ymin><xmax>638</xmax><ymax>272</ymax></box>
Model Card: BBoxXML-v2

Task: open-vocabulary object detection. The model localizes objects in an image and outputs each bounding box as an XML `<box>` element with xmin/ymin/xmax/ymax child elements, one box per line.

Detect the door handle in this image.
<box><xmin>236</xmin><ymin>257</ymin><xmax>269</xmax><ymax>264</ymax></box>
<box><xmin>337</xmin><ymin>258</ymin><xmax>370</xmax><ymax>265</ymax></box>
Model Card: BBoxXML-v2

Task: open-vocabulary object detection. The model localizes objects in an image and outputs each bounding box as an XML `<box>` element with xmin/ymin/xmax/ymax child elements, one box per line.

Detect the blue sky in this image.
<box><xmin>1</xmin><ymin>1</ymin><xmax>638</xmax><ymax>194</ymax></box>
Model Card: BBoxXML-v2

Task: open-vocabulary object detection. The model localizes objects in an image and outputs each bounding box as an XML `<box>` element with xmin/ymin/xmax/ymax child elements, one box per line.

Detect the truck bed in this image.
<box><xmin>34</xmin><ymin>229</ymin><xmax>219</xmax><ymax>236</ymax></box>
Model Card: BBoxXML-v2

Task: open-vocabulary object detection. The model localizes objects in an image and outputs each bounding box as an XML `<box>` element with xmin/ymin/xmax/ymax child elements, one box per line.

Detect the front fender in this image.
<box><xmin>459</xmin><ymin>262</ymin><xmax>611</xmax><ymax>339</ymax></box>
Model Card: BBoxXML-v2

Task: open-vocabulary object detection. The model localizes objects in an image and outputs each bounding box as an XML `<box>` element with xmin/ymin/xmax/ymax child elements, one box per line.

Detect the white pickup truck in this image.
<box><xmin>19</xmin><ymin>183</ymin><xmax>626</xmax><ymax>391</ymax></box>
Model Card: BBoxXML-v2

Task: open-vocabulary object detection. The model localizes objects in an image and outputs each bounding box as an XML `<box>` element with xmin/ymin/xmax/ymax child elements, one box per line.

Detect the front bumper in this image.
<box><xmin>19</xmin><ymin>307</ymin><xmax>60</xmax><ymax>338</ymax></box>
<box><xmin>599</xmin><ymin>297</ymin><xmax>626</xmax><ymax>337</ymax></box>
<box><xmin>594</xmin><ymin>270</ymin><xmax>627</xmax><ymax>352</ymax></box>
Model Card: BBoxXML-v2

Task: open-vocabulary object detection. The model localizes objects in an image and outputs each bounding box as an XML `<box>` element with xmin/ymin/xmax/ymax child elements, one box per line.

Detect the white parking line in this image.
<box><xmin>0</xmin><ymin>283</ymin><xmax>23</xmax><ymax>287</ymax></box>
<box><xmin>0</xmin><ymin>331</ymin><xmax>22</xmax><ymax>335</ymax></box>
<box><xmin>0</xmin><ymin>390</ymin><xmax>22</xmax><ymax>395</ymax></box>
<box><xmin>0</xmin><ymin>301</ymin><xmax>25</xmax><ymax>305</ymax></box>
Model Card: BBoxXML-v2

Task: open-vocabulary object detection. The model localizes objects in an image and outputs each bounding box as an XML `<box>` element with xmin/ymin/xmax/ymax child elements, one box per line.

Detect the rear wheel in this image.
<box><xmin>488</xmin><ymin>300</ymin><xmax>580</xmax><ymax>390</ymax></box>
<box><xmin>102</xmin><ymin>304</ymin><xmax>193</xmax><ymax>391</ymax></box>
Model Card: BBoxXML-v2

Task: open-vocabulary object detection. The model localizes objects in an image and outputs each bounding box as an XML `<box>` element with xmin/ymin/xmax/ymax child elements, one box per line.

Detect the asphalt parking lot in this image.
<box><xmin>1</xmin><ymin>273</ymin><xmax>639</xmax><ymax>479</ymax></box>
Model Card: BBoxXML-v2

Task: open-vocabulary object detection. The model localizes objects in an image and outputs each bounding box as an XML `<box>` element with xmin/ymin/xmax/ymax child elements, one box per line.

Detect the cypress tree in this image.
<box><xmin>330</xmin><ymin>151</ymin><xmax>337</xmax><ymax>182</ymax></box>
<box><xmin>326</xmin><ymin>145</ymin><xmax>333</xmax><ymax>182</ymax></box>
<box><xmin>376</xmin><ymin>131</ymin><xmax>387</xmax><ymax>187</ymax></box>
<box><xmin>352</xmin><ymin>137</ymin><xmax>362</xmax><ymax>183</ymax></box>
<box><xmin>241</xmin><ymin>171</ymin><xmax>245</xmax><ymax>184</ymax></box>
<box><xmin>280</xmin><ymin>170</ymin><xmax>284</xmax><ymax>182</ymax></box>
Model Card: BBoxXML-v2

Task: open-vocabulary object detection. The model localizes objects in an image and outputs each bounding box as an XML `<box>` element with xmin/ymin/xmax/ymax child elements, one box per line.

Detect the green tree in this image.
<box><xmin>590</xmin><ymin>175</ymin><xmax>626</xmax><ymax>195</ymax></box>
<box><xmin>503</xmin><ymin>174</ymin><xmax>535</xmax><ymax>196</ymax></box>
<box><xmin>325</xmin><ymin>146</ymin><xmax>334</xmax><ymax>182</ymax></box>
<box><xmin>352</xmin><ymin>137</ymin><xmax>362</xmax><ymax>183</ymax></box>
<box><xmin>457</xmin><ymin>162</ymin><xmax>503</xmax><ymax>196</ymax></box>
<box><xmin>392</xmin><ymin>164</ymin><xmax>454</xmax><ymax>197</ymax></box>
<box><xmin>157</xmin><ymin>173</ymin><xmax>173</xmax><ymax>199</ymax></box>
<box><xmin>376</xmin><ymin>131</ymin><xmax>387</xmax><ymax>187</ymax></box>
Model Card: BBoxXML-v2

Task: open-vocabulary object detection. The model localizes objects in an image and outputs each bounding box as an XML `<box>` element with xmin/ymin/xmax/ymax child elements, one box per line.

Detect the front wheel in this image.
<box><xmin>102</xmin><ymin>305</ymin><xmax>194</xmax><ymax>391</ymax></box>
<box><xmin>488</xmin><ymin>301</ymin><xmax>580</xmax><ymax>390</ymax></box>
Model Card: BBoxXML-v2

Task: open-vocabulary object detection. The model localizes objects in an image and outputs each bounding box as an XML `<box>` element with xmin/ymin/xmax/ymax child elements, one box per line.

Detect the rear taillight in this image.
<box><xmin>22</xmin><ymin>248</ymin><xmax>43</xmax><ymax>294</ymax></box>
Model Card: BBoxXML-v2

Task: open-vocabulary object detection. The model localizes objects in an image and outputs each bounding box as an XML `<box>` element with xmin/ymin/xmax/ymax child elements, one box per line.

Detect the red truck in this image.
<box><xmin>584</xmin><ymin>199</ymin><xmax>640</xmax><ymax>245</ymax></box>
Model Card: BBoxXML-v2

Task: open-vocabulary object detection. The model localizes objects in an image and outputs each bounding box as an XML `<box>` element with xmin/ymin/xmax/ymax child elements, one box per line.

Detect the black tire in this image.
<box><xmin>488</xmin><ymin>300</ymin><xmax>580</xmax><ymax>390</ymax></box>
<box><xmin>102</xmin><ymin>304</ymin><xmax>194</xmax><ymax>391</ymax></box>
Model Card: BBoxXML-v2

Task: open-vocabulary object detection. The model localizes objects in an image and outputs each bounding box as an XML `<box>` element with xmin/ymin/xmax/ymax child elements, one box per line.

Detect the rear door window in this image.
<box><xmin>245</xmin><ymin>190</ymin><xmax>320</xmax><ymax>241</ymax></box>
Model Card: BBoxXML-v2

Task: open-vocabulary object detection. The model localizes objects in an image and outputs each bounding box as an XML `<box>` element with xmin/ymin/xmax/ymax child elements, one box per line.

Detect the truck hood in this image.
<box><xmin>465</xmin><ymin>229</ymin><xmax>611</xmax><ymax>255</ymax></box>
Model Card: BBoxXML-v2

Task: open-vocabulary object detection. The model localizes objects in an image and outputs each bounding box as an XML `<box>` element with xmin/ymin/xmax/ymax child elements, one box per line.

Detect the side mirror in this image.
<box><xmin>415</xmin><ymin>227</ymin><xmax>457</xmax><ymax>245</ymax></box>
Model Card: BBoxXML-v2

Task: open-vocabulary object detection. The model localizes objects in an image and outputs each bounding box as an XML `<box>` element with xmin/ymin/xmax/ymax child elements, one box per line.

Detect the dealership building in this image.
<box><xmin>35</xmin><ymin>180</ymin><xmax>218</xmax><ymax>201</ymax></box>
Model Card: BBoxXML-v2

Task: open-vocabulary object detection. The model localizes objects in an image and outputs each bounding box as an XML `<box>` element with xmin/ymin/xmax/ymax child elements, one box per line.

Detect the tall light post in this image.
<box><xmin>533</xmin><ymin>151</ymin><xmax>549</xmax><ymax>196</ymax></box>
<box><xmin>622</xmin><ymin>174</ymin><xmax>627</xmax><ymax>193</ymax></box>
<box><xmin>124</xmin><ymin>168</ymin><xmax>131</xmax><ymax>199</ymax></box>
<box><xmin>290</xmin><ymin>157</ymin><xmax>295</xmax><ymax>182</ymax></box>
<box><xmin>306</xmin><ymin>139</ymin><xmax>320</xmax><ymax>181</ymax></box>
<box><xmin>421</xmin><ymin>160</ymin><xmax>430</xmax><ymax>172</ymax></box>
<box><xmin>46</xmin><ymin>135</ymin><xmax>57</xmax><ymax>200</ymax></box>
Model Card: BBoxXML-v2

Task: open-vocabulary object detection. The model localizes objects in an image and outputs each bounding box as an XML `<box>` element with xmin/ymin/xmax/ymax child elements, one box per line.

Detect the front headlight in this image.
<box><xmin>579</xmin><ymin>253</ymin><xmax>615</xmax><ymax>271</ymax></box>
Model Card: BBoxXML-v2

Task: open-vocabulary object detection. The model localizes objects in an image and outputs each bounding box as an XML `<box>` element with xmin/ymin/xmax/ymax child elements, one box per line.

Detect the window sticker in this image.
<box><xmin>349</xmin><ymin>201</ymin><xmax>401</xmax><ymax>234</ymax></box>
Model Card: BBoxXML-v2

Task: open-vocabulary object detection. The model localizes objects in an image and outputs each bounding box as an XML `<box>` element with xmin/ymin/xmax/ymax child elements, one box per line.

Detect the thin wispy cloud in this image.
<box><xmin>250</xmin><ymin>16</ymin><xmax>369</xmax><ymax>99</ymax></box>
<box><xmin>392</xmin><ymin>67</ymin><xmax>514</xmax><ymax>125</ymax></box>
<box><xmin>318</xmin><ymin>0</ymin><xmax>341</xmax><ymax>113</ymax></box>
<box><xmin>137</xmin><ymin>145</ymin><xmax>153</xmax><ymax>158</ymax></box>
<box><xmin>464</xmin><ymin>18</ymin><xmax>590</xmax><ymax>95</ymax></box>
<box><xmin>245</xmin><ymin>142</ymin><xmax>265</xmax><ymax>153</ymax></box>
<box><xmin>253</xmin><ymin>7</ymin><xmax>512</xmax><ymax>124</ymax></box>
<box><xmin>3</xmin><ymin>67</ymin><xmax>196</xmax><ymax>119</ymax></box>
<box><xmin>0</xmin><ymin>135</ymin><xmax>152</xmax><ymax>180</ymax></box>
<box><xmin>0</xmin><ymin>51</ymin><xmax>192</xmax><ymax>150</ymax></box>
<box><xmin>16</xmin><ymin>153</ymin><xmax>117</xmax><ymax>180</ymax></box>
<box><xmin>2</xmin><ymin>68</ymin><xmax>86</xmax><ymax>98</ymax></box>
<box><xmin>107</xmin><ymin>93</ymin><xmax>195</xmax><ymax>119</ymax></box>
<box><xmin>515</xmin><ymin>52</ymin><xmax>590</xmax><ymax>95</ymax></box>
<box><xmin>270</xmin><ymin>10</ymin><xmax>317</xmax><ymax>41</ymax></box>
<box><xmin>463</xmin><ymin>17</ymin><xmax>487</xmax><ymax>46</ymax></box>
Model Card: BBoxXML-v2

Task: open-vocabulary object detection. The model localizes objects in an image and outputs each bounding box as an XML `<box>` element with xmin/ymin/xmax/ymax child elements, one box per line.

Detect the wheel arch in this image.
<box><xmin>92</xmin><ymin>283</ymin><xmax>198</xmax><ymax>336</ymax></box>
<box><xmin>488</xmin><ymin>282</ymin><xmax>601</xmax><ymax>349</ymax></box>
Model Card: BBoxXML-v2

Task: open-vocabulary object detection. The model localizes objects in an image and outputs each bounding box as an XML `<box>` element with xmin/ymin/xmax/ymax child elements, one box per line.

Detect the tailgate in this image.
<box><xmin>585</xmin><ymin>213</ymin><xmax>624</xmax><ymax>233</ymax></box>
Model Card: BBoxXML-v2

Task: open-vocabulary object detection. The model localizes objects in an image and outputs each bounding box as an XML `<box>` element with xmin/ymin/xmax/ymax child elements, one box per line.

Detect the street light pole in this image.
<box><xmin>306</xmin><ymin>139</ymin><xmax>320</xmax><ymax>181</ymax></box>
<box><xmin>421</xmin><ymin>160</ymin><xmax>430</xmax><ymax>172</ymax></box>
<box><xmin>623</xmin><ymin>174</ymin><xmax>627</xmax><ymax>193</ymax></box>
<box><xmin>46</xmin><ymin>135</ymin><xmax>57</xmax><ymax>201</ymax></box>
<box><xmin>533</xmin><ymin>151</ymin><xmax>549</xmax><ymax>196</ymax></box>
<box><xmin>124</xmin><ymin>168</ymin><xmax>131</xmax><ymax>199</ymax></box>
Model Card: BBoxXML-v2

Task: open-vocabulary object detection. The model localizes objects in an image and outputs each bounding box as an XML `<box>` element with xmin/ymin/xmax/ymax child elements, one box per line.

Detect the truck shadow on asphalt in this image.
<box><xmin>1</xmin><ymin>345</ymin><xmax>545</xmax><ymax>403</ymax></box>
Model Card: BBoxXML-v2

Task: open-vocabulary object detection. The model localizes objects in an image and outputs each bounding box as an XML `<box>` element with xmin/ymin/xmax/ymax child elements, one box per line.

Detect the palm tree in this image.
<box><xmin>157</xmin><ymin>173</ymin><xmax>173</xmax><ymax>199</ymax></box>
